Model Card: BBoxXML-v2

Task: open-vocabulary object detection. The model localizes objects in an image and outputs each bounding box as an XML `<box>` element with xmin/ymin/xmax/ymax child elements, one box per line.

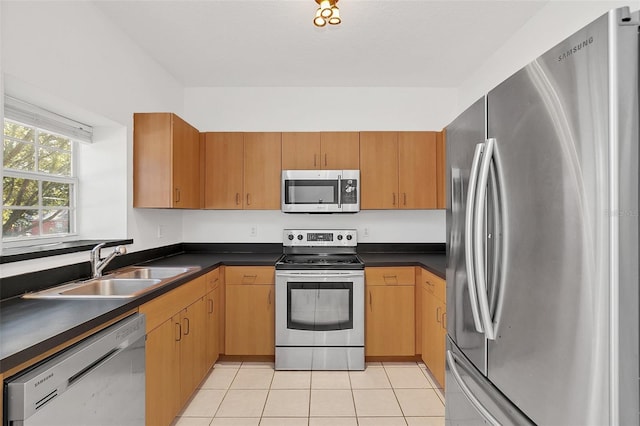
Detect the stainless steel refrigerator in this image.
<box><xmin>445</xmin><ymin>7</ymin><xmax>639</xmax><ymax>425</ymax></box>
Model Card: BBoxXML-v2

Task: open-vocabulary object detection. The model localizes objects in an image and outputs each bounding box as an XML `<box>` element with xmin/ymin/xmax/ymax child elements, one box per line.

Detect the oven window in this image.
<box><xmin>285</xmin><ymin>180</ymin><xmax>338</xmax><ymax>205</ymax></box>
<box><xmin>287</xmin><ymin>282</ymin><xmax>353</xmax><ymax>331</ymax></box>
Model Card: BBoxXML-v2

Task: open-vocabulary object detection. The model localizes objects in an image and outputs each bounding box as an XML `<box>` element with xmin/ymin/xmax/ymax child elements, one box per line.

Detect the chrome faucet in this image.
<box><xmin>91</xmin><ymin>243</ymin><xmax>127</xmax><ymax>278</ymax></box>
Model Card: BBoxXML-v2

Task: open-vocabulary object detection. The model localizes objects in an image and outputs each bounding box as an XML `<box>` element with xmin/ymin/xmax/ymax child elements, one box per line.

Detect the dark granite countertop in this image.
<box><xmin>0</xmin><ymin>245</ymin><xmax>445</xmax><ymax>375</ymax></box>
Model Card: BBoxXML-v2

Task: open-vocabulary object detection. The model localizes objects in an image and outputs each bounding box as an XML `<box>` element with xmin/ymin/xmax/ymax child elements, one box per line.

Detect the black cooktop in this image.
<box><xmin>275</xmin><ymin>254</ymin><xmax>365</xmax><ymax>270</ymax></box>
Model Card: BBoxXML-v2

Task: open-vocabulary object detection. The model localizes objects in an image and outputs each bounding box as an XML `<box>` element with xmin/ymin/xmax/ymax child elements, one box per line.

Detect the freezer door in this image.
<box><xmin>445</xmin><ymin>337</ymin><xmax>533</xmax><ymax>426</ymax></box>
<box><xmin>446</xmin><ymin>97</ymin><xmax>488</xmax><ymax>373</ymax></box>
<box><xmin>485</xmin><ymin>9</ymin><xmax>638</xmax><ymax>425</ymax></box>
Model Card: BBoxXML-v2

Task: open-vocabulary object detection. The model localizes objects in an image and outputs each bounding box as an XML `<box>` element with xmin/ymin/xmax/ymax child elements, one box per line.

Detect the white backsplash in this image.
<box><xmin>181</xmin><ymin>209</ymin><xmax>445</xmax><ymax>243</ymax></box>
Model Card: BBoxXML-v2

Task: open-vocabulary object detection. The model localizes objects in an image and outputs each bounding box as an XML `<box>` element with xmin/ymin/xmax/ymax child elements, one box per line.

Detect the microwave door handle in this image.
<box><xmin>338</xmin><ymin>175</ymin><xmax>342</xmax><ymax>208</ymax></box>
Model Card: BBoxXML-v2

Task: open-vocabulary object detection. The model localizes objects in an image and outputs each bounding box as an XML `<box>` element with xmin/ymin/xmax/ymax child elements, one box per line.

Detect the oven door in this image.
<box><xmin>276</xmin><ymin>270</ymin><xmax>364</xmax><ymax>346</ymax></box>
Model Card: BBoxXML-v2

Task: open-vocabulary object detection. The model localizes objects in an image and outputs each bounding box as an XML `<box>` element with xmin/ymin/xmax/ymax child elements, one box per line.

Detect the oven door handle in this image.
<box><xmin>276</xmin><ymin>272</ymin><xmax>364</xmax><ymax>279</ymax></box>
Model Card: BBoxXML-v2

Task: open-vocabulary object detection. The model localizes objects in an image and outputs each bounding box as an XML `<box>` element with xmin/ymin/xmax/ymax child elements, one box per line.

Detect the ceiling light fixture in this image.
<box><xmin>314</xmin><ymin>0</ymin><xmax>340</xmax><ymax>27</ymax></box>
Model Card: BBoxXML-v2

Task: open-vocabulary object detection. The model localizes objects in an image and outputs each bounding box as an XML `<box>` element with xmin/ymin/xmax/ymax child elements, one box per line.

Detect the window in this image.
<box><xmin>2</xmin><ymin>97</ymin><xmax>91</xmax><ymax>244</ymax></box>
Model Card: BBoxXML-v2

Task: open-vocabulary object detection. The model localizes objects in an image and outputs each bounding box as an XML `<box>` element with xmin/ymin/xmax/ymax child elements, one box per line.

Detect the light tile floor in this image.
<box><xmin>172</xmin><ymin>361</ymin><xmax>445</xmax><ymax>426</ymax></box>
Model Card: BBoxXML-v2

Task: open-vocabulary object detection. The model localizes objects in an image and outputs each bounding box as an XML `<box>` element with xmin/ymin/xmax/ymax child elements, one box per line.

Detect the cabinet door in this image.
<box><xmin>434</xmin><ymin>299</ymin><xmax>446</xmax><ymax>388</ymax></box>
<box><xmin>398</xmin><ymin>131</ymin><xmax>438</xmax><ymax>209</ymax></box>
<box><xmin>436</xmin><ymin>130</ymin><xmax>446</xmax><ymax>209</ymax></box>
<box><xmin>320</xmin><ymin>132</ymin><xmax>360</xmax><ymax>170</ymax></box>
<box><xmin>225</xmin><ymin>284</ymin><xmax>275</xmax><ymax>355</ymax></box>
<box><xmin>365</xmin><ymin>285</ymin><xmax>415</xmax><ymax>356</ymax></box>
<box><xmin>360</xmin><ymin>132</ymin><xmax>399</xmax><ymax>209</ymax></box>
<box><xmin>244</xmin><ymin>132</ymin><xmax>282</xmax><ymax>209</ymax></box>
<box><xmin>172</xmin><ymin>114</ymin><xmax>201</xmax><ymax>208</ymax></box>
<box><xmin>133</xmin><ymin>113</ymin><xmax>172</xmax><ymax>208</ymax></box>
<box><xmin>282</xmin><ymin>132</ymin><xmax>320</xmax><ymax>169</ymax></box>
<box><xmin>204</xmin><ymin>132</ymin><xmax>244</xmax><ymax>209</ymax></box>
<box><xmin>146</xmin><ymin>316</ymin><xmax>181</xmax><ymax>426</ymax></box>
<box><xmin>179</xmin><ymin>297</ymin><xmax>207</xmax><ymax>406</ymax></box>
<box><xmin>205</xmin><ymin>286</ymin><xmax>220</xmax><ymax>367</ymax></box>
<box><xmin>422</xmin><ymin>284</ymin><xmax>438</xmax><ymax>372</ymax></box>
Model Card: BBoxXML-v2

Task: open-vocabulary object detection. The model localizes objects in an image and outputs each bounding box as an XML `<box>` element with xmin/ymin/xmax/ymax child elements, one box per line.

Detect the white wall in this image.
<box><xmin>1</xmin><ymin>1</ymin><xmax>184</xmax><ymax>277</ymax></box>
<box><xmin>457</xmin><ymin>0</ymin><xmax>640</xmax><ymax>113</ymax></box>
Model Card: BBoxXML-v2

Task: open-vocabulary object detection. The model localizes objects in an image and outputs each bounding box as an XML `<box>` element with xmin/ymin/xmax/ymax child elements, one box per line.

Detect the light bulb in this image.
<box><xmin>314</xmin><ymin>8</ymin><xmax>327</xmax><ymax>27</ymax></box>
<box><xmin>320</xmin><ymin>0</ymin><xmax>333</xmax><ymax>18</ymax></box>
<box><xmin>328</xmin><ymin>6</ymin><xmax>341</xmax><ymax>24</ymax></box>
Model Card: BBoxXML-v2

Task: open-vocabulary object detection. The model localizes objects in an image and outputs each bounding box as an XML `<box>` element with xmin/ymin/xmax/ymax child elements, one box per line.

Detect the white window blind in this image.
<box><xmin>4</xmin><ymin>96</ymin><xmax>93</xmax><ymax>143</ymax></box>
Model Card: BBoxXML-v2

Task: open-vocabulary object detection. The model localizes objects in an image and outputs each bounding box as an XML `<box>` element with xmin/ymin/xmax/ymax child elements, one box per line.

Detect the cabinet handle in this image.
<box><xmin>183</xmin><ymin>317</ymin><xmax>190</xmax><ymax>336</ymax></box>
<box><xmin>324</xmin><ymin>153</ymin><xmax>328</xmax><ymax>167</ymax></box>
<box><xmin>436</xmin><ymin>307</ymin><xmax>442</xmax><ymax>323</ymax></box>
<box><xmin>175</xmin><ymin>322</ymin><xmax>182</xmax><ymax>342</ymax></box>
<box><xmin>383</xmin><ymin>274</ymin><xmax>398</xmax><ymax>285</ymax></box>
<box><xmin>242</xmin><ymin>274</ymin><xmax>257</xmax><ymax>284</ymax></box>
<box><xmin>369</xmin><ymin>291</ymin><xmax>372</xmax><ymax>310</ymax></box>
<box><xmin>314</xmin><ymin>154</ymin><xmax>317</xmax><ymax>167</ymax></box>
<box><xmin>246</xmin><ymin>193</ymin><xmax>251</xmax><ymax>206</ymax></box>
<box><xmin>268</xmin><ymin>289</ymin><xmax>272</xmax><ymax>305</ymax></box>
<box><xmin>442</xmin><ymin>313</ymin><xmax>447</xmax><ymax>330</ymax></box>
<box><xmin>403</xmin><ymin>193</ymin><xmax>407</xmax><ymax>206</ymax></box>
<box><xmin>175</xmin><ymin>188</ymin><xmax>181</xmax><ymax>203</ymax></box>
<box><xmin>236</xmin><ymin>193</ymin><xmax>240</xmax><ymax>205</ymax></box>
<box><xmin>208</xmin><ymin>298</ymin><xmax>214</xmax><ymax>314</ymax></box>
<box><xmin>392</xmin><ymin>193</ymin><xmax>396</xmax><ymax>206</ymax></box>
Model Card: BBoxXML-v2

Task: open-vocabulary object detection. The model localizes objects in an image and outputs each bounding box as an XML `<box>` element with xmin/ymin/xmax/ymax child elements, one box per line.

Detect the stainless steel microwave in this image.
<box><xmin>281</xmin><ymin>170</ymin><xmax>360</xmax><ymax>213</ymax></box>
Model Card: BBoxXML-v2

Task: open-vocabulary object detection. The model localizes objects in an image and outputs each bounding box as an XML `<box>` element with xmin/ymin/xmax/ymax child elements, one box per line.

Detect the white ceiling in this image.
<box><xmin>92</xmin><ymin>0</ymin><xmax>549</xmax><ymax>88</ymax></box>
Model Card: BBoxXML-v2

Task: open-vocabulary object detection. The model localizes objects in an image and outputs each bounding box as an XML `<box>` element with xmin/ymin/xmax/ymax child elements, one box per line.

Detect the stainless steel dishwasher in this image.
<box><xmin>4</xmin><ymin>313</ymin><xmax>146</xmax><ymax>426</ymax></box>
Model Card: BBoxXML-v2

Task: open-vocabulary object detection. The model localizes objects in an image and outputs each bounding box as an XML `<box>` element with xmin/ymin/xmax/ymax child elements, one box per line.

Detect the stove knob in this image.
<box><xmin>297</xmin><ymin>234</ymin><xmax>304</xmax><ymax>241</ymax></box>
<box><xmin>337</xmin><ymin>235</ymin><xmax>343</xmax><ymax>241</ymax></box>
<box><xmin>288</xmin><ymin>234</ymin><xmax>294</xmax><ymax>240</ymax></box>
<box><xmin>346</xmin><ymin>234</ymin><xmax>353</xmax><ymax>240</ymax></box>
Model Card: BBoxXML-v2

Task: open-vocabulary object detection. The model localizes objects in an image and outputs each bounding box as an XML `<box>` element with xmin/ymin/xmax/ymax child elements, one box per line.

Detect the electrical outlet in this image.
<box><xmin>157</xmin><ymin>224</ymin><xmax>164</xmax><ymax>239</ymax></box>
<box><xmin>363</xmin><ymin>227</ymin><xmax>370</xmax><ymax>237</ymax></box>
<box><xmin>250</xmin><ymin>225</ymin><xmax>258</xmax><ymax>237</ymax></box>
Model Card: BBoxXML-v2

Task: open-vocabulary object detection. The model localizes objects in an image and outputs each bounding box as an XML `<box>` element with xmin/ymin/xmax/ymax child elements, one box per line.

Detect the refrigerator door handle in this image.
<box><xmin>447</xmin><ymin>349</ymin><xmax>501</xmax><ymax>426</ymax></box>
<box><xmin>474</xmin><ymin>138</ymin><xmax>497</xmax><ymax>340</ymax></box>
<box><xmin>465</xmin><ymin>142</ymin><xmax>485</xmax><ymax>333</ymax></box>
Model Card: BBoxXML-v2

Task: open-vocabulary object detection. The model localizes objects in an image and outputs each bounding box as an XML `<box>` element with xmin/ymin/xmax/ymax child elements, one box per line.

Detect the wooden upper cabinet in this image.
<box><xmin>282</xmin><ymin>132</ymin><xmax>321</xmax><ymax>169</ymax></box>
<box><xmin>360</xmin><ymin>131</ymin><xmax>439</xmax><ymax>210</ymax></box>
<box><xmin>360</xmin><ymin>131</ymin><xmax>399</xmax><ymax>209</ymax></box>
<box><xmin>133</xmin><ymin>113</ymin><xmax>200</xmax><ymax>208</ymax></box>
<box><xmin>398</xmin><ymin>132</ymin><xmax>438</xmax><ymax>209</ymax></box>
<box><xmin>244</xmin><ymin>132</ymin><xmax>282</xmax><ymax>209</ymax></box>
<box><xmin>204</xmin><ymin>132</ymin><xmax>244</xmax><ymax>209</ymax></box>
<box><xmin>321</xmin><ymin>132</ymin><xmax>360</xmax><ymax>169</ymax></box>
<box><xmin>281</xmin><ymin>132</ymin><xmax>360</xmax><ymax>170</ymax></box>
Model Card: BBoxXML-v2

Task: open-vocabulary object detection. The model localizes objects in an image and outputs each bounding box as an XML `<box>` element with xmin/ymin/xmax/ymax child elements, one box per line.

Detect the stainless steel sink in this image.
<box><xmin>23</xmin><ymin>265</ymin><xmax>201</xmax><ymax>299</ymax></box>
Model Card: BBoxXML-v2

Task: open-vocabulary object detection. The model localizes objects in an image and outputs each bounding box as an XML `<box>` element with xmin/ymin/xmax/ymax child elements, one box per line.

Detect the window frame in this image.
<box><xmin>3</xmin><ymin>118</ymin><xmax>79</xmax><ymax>247</ymax></box>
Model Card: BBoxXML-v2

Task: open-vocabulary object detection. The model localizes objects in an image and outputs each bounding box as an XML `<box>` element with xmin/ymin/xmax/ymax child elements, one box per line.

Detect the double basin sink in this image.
<box><xmin>23</xmin><ymin>266</ymin><xmax>201</xmax><ymax>299</ymax></box>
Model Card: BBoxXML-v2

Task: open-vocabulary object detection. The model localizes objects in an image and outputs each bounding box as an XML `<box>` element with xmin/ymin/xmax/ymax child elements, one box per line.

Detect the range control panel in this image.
<box><xmin>283</xmin><ymin>229</ymin><xmax>357</xmax><ymax>247</ymax></box>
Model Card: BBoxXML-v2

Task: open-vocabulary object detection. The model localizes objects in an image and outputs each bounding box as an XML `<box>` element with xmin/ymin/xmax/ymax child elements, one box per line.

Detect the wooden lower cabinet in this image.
<box><xmin>145</xmin><ymin>316</ymin><xmax>181</xmax><ymax>426</ymax></box>
<box><xmin>205</xmin><ymin>284</ymin><xmax>220</xmax><ymax>366</ymax></box>
<box><xmin>224</xmin><ymin>266</ymin><xmax>275</xmax><ymax>355</ymax></box>
<box><xmin>421</xmin><ymin>269</ymin><xmax>446</xmax><ymax>388</ymax></box>
<box><xmin>365</xmin><ymin>267</ymin><xmax>415</xmax><ymax>356</ymax></box>
<box><xmin>225</xmin><ymin>284</ymin><xmax>275</xmax><ymax>355</ymax></box>
<box><xmin>140</xmin><ymin>270</ymin><xmax>220</xmax><ymax>426</ymax></box>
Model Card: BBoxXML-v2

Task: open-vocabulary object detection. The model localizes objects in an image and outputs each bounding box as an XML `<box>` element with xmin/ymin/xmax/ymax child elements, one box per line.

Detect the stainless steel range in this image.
<box><xmin>275</xmin><ymin>229</ymin><xmax>365</xmax><ymax>370</ymax></box>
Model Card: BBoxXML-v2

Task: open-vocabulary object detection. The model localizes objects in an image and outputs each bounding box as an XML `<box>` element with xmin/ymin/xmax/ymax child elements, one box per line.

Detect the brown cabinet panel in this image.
<box><xmin>366</xmin><ymin>284</ymin><xmax>415</xmax><ymax>356</ymax></box>
<box><xmin>145</xmin><ymin>316</ymin><xmax>181</xmax><ymax>426</ymax></box>
<box><xmin>365</xmin><ymin>266</ymin><xmax>416</xmax><ymax>286</ymax></box>
<box><xmin>225</xmin><ymin>284</ymin><xmax>275</xmax><ymax>355</ymax></box>
<box><xmin>398</xmin><ymin>131</ymin><xmax>438</xmax><ymax>209</ymax></box>
<box><xmin>436</xmin><ymin>130</ymin><xmax>446</xmax><ymax>209</ymax></box>
<box><xmin>321</xmin><ymin>132</ymin><xmax>360</xmax><ymax>169</ymax></box>
<box><xmin>282</xmin><ymin>132</ymin><xmax>321</xmax><ymax>169</ymax></box>
<box><xmin>244</xmin><ymin>132</ymin><xmax>282</xmax><ymax>209</ymax></box>
<box><xmin>179</xmin><ymin>297</ymin><xmax>207</xmax><ymax>407</ymax></box>
<box><xmin>204</xmin><ymin>132</ymin><xmax>244</xmax><ymax>209</ymax></box>
<box><xmin>360</xmin><ymin>131</ymin><xmax>399</xmax><ymax>209</ymax></box>
<box><xmin>206</xmin><ymin>285</ymin><xmax>220</xmax><ymax>366</ymax></box>
<box><xmin>133</xmin><ymin>113</ymin><xmax>200</xmax><ymax>208</ymax></box>
<box><xmin>421</xmin><ymin>269</ymin><xmax>446</xmax><ymax>388</ymax></box>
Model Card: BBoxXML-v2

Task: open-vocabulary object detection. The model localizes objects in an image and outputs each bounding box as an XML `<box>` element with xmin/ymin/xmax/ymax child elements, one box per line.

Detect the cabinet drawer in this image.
<box><xmin>365</xmin><ymin>267</ymin><xmax>415</xmax><ymax>286</ymax></box>
<box><xmin>205</xmin><ymin>268</ymin><xmax>221</xmax><ymax>291</ymax></box>
<box><xmin>225</xmin><ymin>266</ymin><xmax>275</xmax><ymax>285</ymax></box>
<box><xmin>140</xmin><ymin>276</ymin><xmax>206</xmax><ymax>333</ymax></box>
<box><xmin>421</xmin><ymin>268</ymin><xmax>445</xmax><ymax>302</ymax></box>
